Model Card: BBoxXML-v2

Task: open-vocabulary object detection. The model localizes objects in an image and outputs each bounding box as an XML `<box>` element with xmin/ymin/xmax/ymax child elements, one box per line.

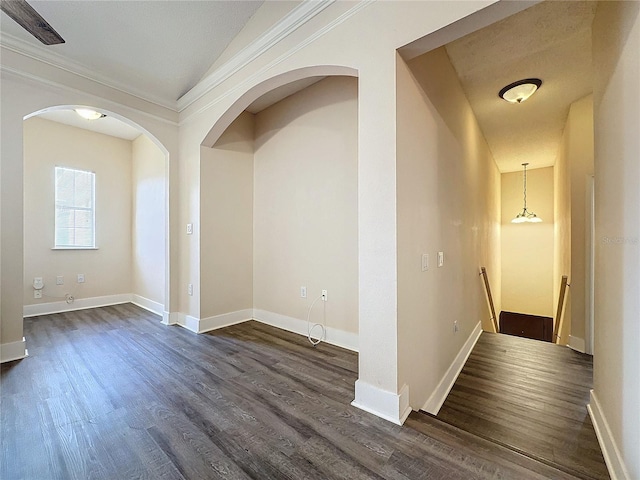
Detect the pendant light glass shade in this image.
<box><xmin>512</xmin><ymin>163</ymin><xmax>542</xmax><ymax>223</ymax></box>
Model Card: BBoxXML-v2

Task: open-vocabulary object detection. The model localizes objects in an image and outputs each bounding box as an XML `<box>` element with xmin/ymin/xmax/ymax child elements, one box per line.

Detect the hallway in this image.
<box><xmin>430</xmin><ymin>332</ymin><xmax>608</xmax><ymax>479</ymax></box>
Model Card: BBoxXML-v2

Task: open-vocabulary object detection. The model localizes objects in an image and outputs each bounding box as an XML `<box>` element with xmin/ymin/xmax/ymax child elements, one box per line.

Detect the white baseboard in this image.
<box><xmin>252</xmin><ymin>308</ymin><xmax>358</xmax><ymax>352</ymax></box>
<box><xmin>23</xmin><ymin>293</ymin><xmax>132</xmax><ymax>317</ymax></box>
<box><xmin>588</xmin><ymin>390</ymin><xmax>630</xmax><ymax>480</ymax></box>
<box><xmin>131</xmin><ymin>294</ymin><xmax>164</xmax><ymax>317</ymax></box>
<box><xmin>568</xmin><ymin>335</ymin><xmax>586</xmax><ymax>353</ymax></box>
<box><xmin>351</xmin><ymin>380</ymin><xmax>411</xmax><ymax>425</ymax></box>
<box><xmin>0</xmin><ymin>337</ymin><xmax>29</xmax><ymax>363</ymax></box>
<box><xmin>181</xmin><ymin>309</ymin><xmax>254</xmax><ymax>334</ymax></box>
<box><xmin>162</xmin><ymin>311</ymin><xmax>180</xmax><ymax>325</ymax></box>
<box><xmin>422</xmin><ymin>321</ymin><xmax>482</xmax><ymax>415</ymax></box>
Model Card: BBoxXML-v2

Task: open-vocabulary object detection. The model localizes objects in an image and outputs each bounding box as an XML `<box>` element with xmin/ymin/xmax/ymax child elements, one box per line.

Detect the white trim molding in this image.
<box><xmin>588</xmin><ymin>390</ymin><xmax>631</xmax><ymax>480</ymax></box>
<box><xmin>351</xmin><ymin>380</ymin><xmax>411</xmax><ymax>425</ymax></box>
<box><xmin>0</xmin><ymin>337</ymin><xmax>28</xmax><ymax>363</ymax></box>
<box><xmin>23</xmin><ymin>293</ymin><xmax>131</xmax><ymax>317</ymax></box>
<box><xmin>162</xmin><ymin>311</ymin><xmax>180</xmax><ymax>326</ymax></box>
<box><xmin>568</xmin><ymin>335</ymin><xmax>586</xmax><ymax>353</ymax></box>
<box><xmin>422</xmin><ymin>321</ymin><xmax>483</xmax><ymax>415</ymax></box>
<box><xmin>177</xmin><ymin>0</ymin><xmax>335</xmax><ymax>111</ymax></box>
<box><xmin>131</xmin><ymin>294</ymin><xmax>164</xmax><ymax>316</ymax></box>
<box><xmin>177</xmin><ymin>309</ymin><xmax>254</xmax><ymax>334</ymax></box>
<box><xmin>252</xmin><ymin>308</ymin><xmax>358</xmax><ymax>352</ymax></box>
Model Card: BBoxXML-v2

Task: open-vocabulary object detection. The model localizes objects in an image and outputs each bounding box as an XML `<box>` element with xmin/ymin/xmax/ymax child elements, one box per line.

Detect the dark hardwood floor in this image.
<box><xmin>1</xmin><ymin>304</ymin><xmax>605</xmax><ymax>479</ymax></box>
<box><xmin>434</xmin><ymin>332</ymin><xmax>609</xmax><ymax>480</ymax></box>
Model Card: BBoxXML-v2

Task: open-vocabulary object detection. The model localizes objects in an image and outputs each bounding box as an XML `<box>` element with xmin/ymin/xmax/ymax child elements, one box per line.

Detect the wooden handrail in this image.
<box><xmin>480</xmin><ymin>267</ymin><xmax>499</xmax><ymax>333</ymax></box>
<box><xmin>553</xmin><ymin>275</ymin><xmax>570</xmax><ymax>344</ymax></box>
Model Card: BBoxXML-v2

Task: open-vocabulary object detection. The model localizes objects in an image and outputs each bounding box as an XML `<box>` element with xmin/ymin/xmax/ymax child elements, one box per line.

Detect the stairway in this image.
<box><xmin>407</xmin><ymin>332</ymin><xmax>610</xmax><ymax>480</ymax></box>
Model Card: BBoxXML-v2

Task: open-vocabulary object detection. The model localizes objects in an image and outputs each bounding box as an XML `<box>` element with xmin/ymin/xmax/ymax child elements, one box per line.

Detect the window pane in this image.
<box><xmin>74</xmin><ymin>171</ymin><xmax>93</xmax><ymax>208</ymax></box>
<box><xmin>54</xmin><ymin>167</ymin><xmax>95</xmax><ymax>248</ymax></box>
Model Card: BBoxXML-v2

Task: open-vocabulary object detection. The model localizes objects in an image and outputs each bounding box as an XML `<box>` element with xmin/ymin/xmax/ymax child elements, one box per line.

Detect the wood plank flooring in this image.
<box><xmin>1</xmin><ymin>304</ymin><xmax>605</xmax><ymax>479</ymax></box>
<box><xmin>434</xmin><ymin>332</ymin><xmax>609</xmax><ymax>480</ymax></box>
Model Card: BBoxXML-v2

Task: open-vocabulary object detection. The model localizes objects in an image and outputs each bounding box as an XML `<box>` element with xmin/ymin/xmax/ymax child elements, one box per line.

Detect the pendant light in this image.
<box><xmin>512</xmin><ymin>163</ymin><xmax>542</xmax><ymax>223</ymax></box>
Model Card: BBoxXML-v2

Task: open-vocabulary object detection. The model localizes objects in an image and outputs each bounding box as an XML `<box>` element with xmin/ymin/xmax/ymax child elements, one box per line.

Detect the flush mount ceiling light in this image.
<box><xmin>512</xmin><ymin>163</ymin><xmax>542</xmax><ymax>224</ymax></box>
<box><xmin>499</xmin><ymin>78</ymin><xmax>542</xmax><ymax>104</ymax></box>
<box><xmin>75</xmin><ymin>108</ymin><xmax>106</xmax><ymax>120</ymax></box>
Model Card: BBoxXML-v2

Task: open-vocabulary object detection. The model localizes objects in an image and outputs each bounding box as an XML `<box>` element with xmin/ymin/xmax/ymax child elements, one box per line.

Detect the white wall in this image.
<box><xmin>501</xmin><ymin>167</ymin><xmax>554</xmax><ymax>317</ymax></box>
<box><xmin>253</xmin><ymin>76</ymin><xmax>359</xmax><ymax>335</ymax></box>
<box><xmin>397</xmin><ymin>48</ymin><xmax>501</xmax><ymax>409</ymax></box>
<box><xmin>23</xmin><ymin>117</ymin><xmax>132</xmax><ymax>305</ymax></box>
<box><xmin>132</xmin><ymin>134</ymin><xmax>166</xmax><ymax>307</ymax></box>
<box><xmin>592</xmin><ymin>2</ymin><xmax>640</xmax><ymax>478</ymax></box>
<box><xmin>200</xmin><ymin>112</ymin><xmax>254</xmax><ymax>319</ymax></box>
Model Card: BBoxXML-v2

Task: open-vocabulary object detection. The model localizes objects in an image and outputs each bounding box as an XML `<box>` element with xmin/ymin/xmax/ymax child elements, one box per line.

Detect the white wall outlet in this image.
<box><xmin>56</xmin><ymin>275</ymin><xmax>64</xmax><ymax>285</ymax></box>
<box><xmin>300</xmin><ymin>286</ymin><xmax>307</xmax><ymax>298</ymax></box>
<box><xmin>77</xmin><ymin>273</ymin><xmax>85</xmax><ymax>283</ymax></box>
<box><xmin>186</xmin><ymin>223</ymin><xmax>193</xmax><ymax>235</ymax></box>
<box><xmin>438</xmin><ymin>251</ymin><xmax>444</xmax><ymax>267</ymax></box>
<box><xmin>188</xmin><ymin>283</ymin><xmax>193</xmax><ymax>296</ymax></box>
<box><xmin>34</xmin><ymin>290</ymin><xmax>42</xmax><ymax>299</ymax></box>
<box><xmin>454</xmin><ymin>320</ymin><xmax>459</xmax><ymax>334</ymax></box>
<box><xmin>421</xmin><ymin>253</ymin><xmax>429</xmax><ymax>271</ymax></box>
<box><xmin>33</xmin><ymin>277</ymin><xmax>43</xmax><ymax>289</ymax></box>
<box><xmin>322</xmin><ymin>289</ymin><xmax>328</xmax><ymax>301</ymax></box>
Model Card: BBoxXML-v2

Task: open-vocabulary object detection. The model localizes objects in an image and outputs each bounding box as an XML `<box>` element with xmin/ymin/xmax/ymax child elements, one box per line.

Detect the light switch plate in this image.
<box><xmin>421</xmin><ymin>253</ymin><xmax>429</xmax><ymax>271</ymax></box>
<box><xmin>438</xmin><ymin>252</ymin><xmax>444</xmax><ymax>267</ymax></box>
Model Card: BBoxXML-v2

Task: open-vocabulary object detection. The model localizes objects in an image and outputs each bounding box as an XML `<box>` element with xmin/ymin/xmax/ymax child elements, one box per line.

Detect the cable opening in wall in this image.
<box><xmin>306</xmin><ymin>294</ymin><xmax>326</xmax><ymax>346</ymax></box>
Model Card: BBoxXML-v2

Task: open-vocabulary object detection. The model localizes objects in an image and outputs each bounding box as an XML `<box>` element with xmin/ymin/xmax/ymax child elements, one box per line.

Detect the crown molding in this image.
<box><xmin>176</xmin><ymin>0</ymin><xmax>335</xmax><ymax>112</ymax></box>
<box><xmin>0</xmin><ymin>63</ymin><xmax>179</xmax><ymax>127</ymax></box>
<box><xmin>0</xmin><ymin>32</ymin><xmax>177</xmax><ymax>111</ymax></box>
<box><xmin>180</xmin><ymin>0</ymin><xmax>373</xmax><ymax>126</ymax></box>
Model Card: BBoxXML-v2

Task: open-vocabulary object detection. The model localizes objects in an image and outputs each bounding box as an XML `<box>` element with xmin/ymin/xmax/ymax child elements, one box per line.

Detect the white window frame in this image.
<box><xmin>54</xmin><ymin>166</ymin><xmax>96</xmax><ymax>249</ymax></box>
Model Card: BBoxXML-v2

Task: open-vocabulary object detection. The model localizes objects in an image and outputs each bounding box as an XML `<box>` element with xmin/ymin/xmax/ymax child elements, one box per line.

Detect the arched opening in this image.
<box><xmin>199</xmin><ymin>68</ymin><xmax>359</xmax><ymax>350</ymax></box>
<box><xmin>22</xmin><ymin>105</ymin><xmax>171</xmax><ymax>320</ymax></box>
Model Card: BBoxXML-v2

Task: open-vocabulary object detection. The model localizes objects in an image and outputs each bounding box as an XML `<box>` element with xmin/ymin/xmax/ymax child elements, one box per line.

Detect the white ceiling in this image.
<box><xmin>0</xmin><ymin>0</ymin><xmax>264</xmax><ymax>106</ymax></box>
<box><xmin>444</xmin><ymin>1</ymin><xmax>596</xmax><ymax>173</ymax></box>
<box><xmin>36</xmin><ymin>109</ymin><xmax>141</xmax><ymax>141</ymax></box>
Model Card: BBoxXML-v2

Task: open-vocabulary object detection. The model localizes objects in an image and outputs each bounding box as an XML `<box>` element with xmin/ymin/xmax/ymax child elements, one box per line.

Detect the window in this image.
<box><xmin>55</xmin><ymin>166</ymin><xmax>96</xmax><ymax>248</ymax></box>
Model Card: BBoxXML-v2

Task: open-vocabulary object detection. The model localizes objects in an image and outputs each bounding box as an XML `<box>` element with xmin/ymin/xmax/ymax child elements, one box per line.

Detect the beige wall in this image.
<box><xmin>132</xmin><ymin>134</ymin><xmax>166</xmax><ymax>306</ymax></box>
<box><xmin>501</xmin><ymin>167</ymin><xmax>554</xmax><ymax>317</ymax></box>
<box><xmin>398</xmin><ymin>48</ymin><xmax>501</xmax><ymax>408</ymax></box>
<box><xmin>200</xmin><ymin>112</ymin><xmax>254</xmax><ymax>318</ymax></box>
<box><xmin>592</xmin><ymin>2</ymin><xmax>640</xmax><ymax>478</ymax></box>
<box><xmin>554</xmin><ymin>95</ymin><xmax>594</xmax><ymax>346</ymax></box>
<box><xmin>553</xmin><ymin>106</ymin><xmax>571</xmax><ymax>345</ymax></box>
<box><xmin>253</xmin><ymin>76</ymin><xmax>359</xmax><ymax>334</ymax></box>
<box><xmin>23</xmin><ymin>117</ymin><xmax>132</xmax><ymax>304</ymax></box>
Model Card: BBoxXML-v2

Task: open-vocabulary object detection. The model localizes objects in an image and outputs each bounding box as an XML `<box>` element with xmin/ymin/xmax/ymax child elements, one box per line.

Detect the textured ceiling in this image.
<box><xmin>0</xmin><ymin>0</ymin><xmax>263</xmax><ymax>105</ymax></box>
<box><xmin>445</xmin><ymin>1</ymin><xmax>596</xmax><ymax>173</ymax></box>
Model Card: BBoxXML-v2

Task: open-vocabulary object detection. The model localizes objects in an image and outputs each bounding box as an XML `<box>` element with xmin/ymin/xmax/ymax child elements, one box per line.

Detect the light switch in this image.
<box><xmin>421</xmin><ymin>253</ymin><xmax>429</xmax><ymax>271</ymax></box>
<box><xmin>186</xmin><ymin>223</ymin><xmax>193</xmax><ymax>235</ymax></box>
<box><xmin>438</xmin><ymin>252</ymin><xmax>444</xmax><ymax>267</ymax></box>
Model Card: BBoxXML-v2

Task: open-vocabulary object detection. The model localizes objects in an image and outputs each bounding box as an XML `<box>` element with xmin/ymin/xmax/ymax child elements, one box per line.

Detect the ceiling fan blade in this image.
<box><xmin>1</xmin><ymin>0</ymin><xmax>65</xmax><ymax>45</ymax></box>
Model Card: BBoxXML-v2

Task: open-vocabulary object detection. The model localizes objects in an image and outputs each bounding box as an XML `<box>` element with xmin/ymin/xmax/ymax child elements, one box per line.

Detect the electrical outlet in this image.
<box><xmin>33</xmin><ymin>277</ymin><xmax>43</xmax><ymax>289</ymax></box>
<box><xmin>188</xmin><ymin>283</ymin><xmax>193</xmax><ymax>296</ymax></box>
<box><xmin>77</xmin><ymin>273</ymin><xmax>85</xmax><ymax>283</ymax></box>
<box><xmin>300</xmin><ymin>286</ymin><xmax>307</xmax><ymax>298</ymax></box>
<box><xmin>322</xmin><ymin>289</ymin><xmax>328</xmax><ymax>301</ymax></box>
<box><xmin>34</xmin><ymin>290</ymin><xmax>42</xmax><ymax>299</ymax></box>
<box><xmin>56</xmin><ymin>275</ymin><xmax>64</xmax><ymax>285</ymax></box>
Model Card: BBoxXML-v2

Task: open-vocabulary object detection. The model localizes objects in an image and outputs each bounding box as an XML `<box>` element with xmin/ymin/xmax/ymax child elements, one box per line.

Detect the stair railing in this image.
<box><xmin>553</xmin><ymin>275</ymin><xmax>570</xmax><ymax>344</ymax></box>
<box><xmin>480</xmin><ymin>267</ymin><xmax>499</xmax><ymax>333</ymax></box>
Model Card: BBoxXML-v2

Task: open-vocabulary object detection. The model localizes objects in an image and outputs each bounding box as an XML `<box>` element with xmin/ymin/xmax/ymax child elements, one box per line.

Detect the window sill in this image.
<box><xmin>51</xmin><ymin>247</ymin><xmax>99</xmax><ymax>250</ymax></box>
